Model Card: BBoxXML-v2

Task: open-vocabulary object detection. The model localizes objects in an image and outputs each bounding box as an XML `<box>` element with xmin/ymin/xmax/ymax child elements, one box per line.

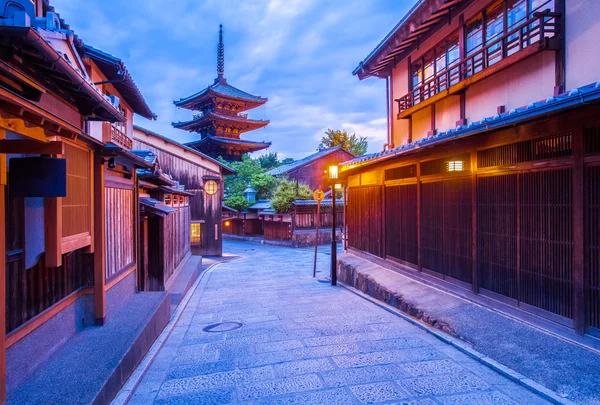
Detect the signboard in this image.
<box><xmin>313</xmin><ymin>189</ymin><xmax>324</xmax><ymax>202</ymax></box>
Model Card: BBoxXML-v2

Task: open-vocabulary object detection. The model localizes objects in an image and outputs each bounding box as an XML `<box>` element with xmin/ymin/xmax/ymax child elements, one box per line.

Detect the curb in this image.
<box><xmin>337</xmin><ymin>281</ymin><xmax>575</xmax><ymax>405</ymax></box>
<box><xmin>110</xmin><ymin>260</ymin><xmax>226</xmax><ymax>405</ymax></box>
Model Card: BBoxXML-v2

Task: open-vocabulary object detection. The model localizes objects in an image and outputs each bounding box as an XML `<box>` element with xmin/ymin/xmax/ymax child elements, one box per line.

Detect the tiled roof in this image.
<box><xmin>185</xmin><ymin>136</ymin><xmax>271</xmax><ymax>150</ymax></box>
<box><xmin>174</xmin><ymin>80</ymin><xmax>267</xmax><ymax>107</ymax></box>
<box><xmin>130</xmin><ymin>149</ymin><xmax>158</xmax><ymax>165</ymax></box>
<box><xmin>134</xmin><ymin>125</ymin><xmax>236</xmax><ymax>175</ymax></box>
<box><xmin>172</xmin><ymin>111</ymin><xmax>269</xmax><ymax>130</ymax></box>
<box><xmin>341</xmin><ymin>81</ymin><xmax>600</xmax><ymax>171</ymax></box>
<box><xmin>291</xmin><ymin>199</ymin><xmax>343</xmax><ymax>207</ymax></box>
<box><xmin>83</xmin><ymin>45</ymin><xmax>156</xmax><ymax>120</ymax></box>
<box><xmin>266</xmin><ymin>147</ymin><xmax>353</xmax><ymax>176</ymax></box>
<box><xmin>248</xmin><ymin>200</ymin><xmax>271</xmax><ymax>210</ymax></box>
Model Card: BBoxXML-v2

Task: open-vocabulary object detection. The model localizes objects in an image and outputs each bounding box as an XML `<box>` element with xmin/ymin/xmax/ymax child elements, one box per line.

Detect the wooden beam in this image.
<box><xmin>0</xmin><ymin>117</ymin><xmax>46</xmax><ymax>142</ymax></box>
<box><xmin>93</xmin><ymin>155</ymin><xmax>106</xmax><ymax>325</ymax></box>
<box><xmin>0</xmin><ymin>140</ymin><xmax>63</xmax><ymax>154</ymax></box>
<box><xmin>572</xmin><ymin>127</ymin><xmax>585</xmax><ymax>335</ymax></box>
<box><xmin>471</xmin><ymin>150</ymin><xmax>478</xmax><ymax>294</ymax></box>
<box><xmin>44</xmin><ymin>197</ymin><xmax>62</xmax><ymax>267</ymax></box>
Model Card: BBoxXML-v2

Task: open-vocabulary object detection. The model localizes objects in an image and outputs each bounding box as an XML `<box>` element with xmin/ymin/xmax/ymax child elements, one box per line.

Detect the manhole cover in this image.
<box><xmin>202</xmin><ymin>322</ymin><xmax>243</xmax><ymax>333</ymax></box>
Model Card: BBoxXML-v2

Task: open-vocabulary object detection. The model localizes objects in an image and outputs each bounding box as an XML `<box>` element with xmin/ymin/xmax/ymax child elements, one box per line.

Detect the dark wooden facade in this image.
<box><xmin>134</xmin><ymin>126</ymin><xmax>232</xmax><ymax>256</ymax></box>
<box><xmin>268</xmin><ymin>148</ymin><xmax>354</xmax><ymax>191</ymax></box>
<box><xmin>342</xmin><ymin>106</ymin><xmax>600</xmax><ymax>336</ymax></box>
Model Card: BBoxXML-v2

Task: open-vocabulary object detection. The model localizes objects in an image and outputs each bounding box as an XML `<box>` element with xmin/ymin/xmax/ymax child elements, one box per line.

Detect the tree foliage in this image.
<box><xmin>318</xmin><ymin>129</ymin><xmax>368</xmax><ymax>156</ymax></box>
<box><xmin>258</xmin><ymin>152</ymin><xmax>280</xmax><ymax>170</ymax></box>
<box><xmin>271</xmin><ymin>179</ymin><xmax>313</xmax><ymax>213</ymax></box>
<box><xmin>219</xmin><ymin>154</ymin><xmax>281</xmax><ymax>211</ymax></box>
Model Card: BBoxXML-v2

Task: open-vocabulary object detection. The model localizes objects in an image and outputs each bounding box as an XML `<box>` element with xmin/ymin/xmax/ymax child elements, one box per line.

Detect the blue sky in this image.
<box><xmin>53</xmin><ymin>0</ymin><xmax>410</xmax><ymax>160</ymax></box>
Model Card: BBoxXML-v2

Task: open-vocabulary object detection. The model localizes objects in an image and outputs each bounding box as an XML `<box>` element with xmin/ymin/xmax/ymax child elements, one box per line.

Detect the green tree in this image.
<box><xmin>250</xmin><ymin>172</ymin><xmax>278</xmax><ymax>200</ymax></box>
<box><xmin>318</xmin><ymin>129</ymin><xmax>368</xmax><ymax>156</ymax></box>
<box><xmin>219</xmin><ymin>154</ymin><xmax>280</xmax><ymax>211</ymax></box>
<box><xmin>271</xmin><ymin>179</ymin><xmax>312</xmax><ymax>213</ymax></box>
<box><xmin>224</xmin><ymin>194</ymin><xmax>248</xmax><ymax>211</ymax></box>
<box><xmin>281</xmin><ymin>157</ymin><xmax>295</xmax><ymax>164</ymax></box>
<box><xmin>258</xmin><ymin>152</ymin><xmax>280</xmax><ymax>170</ymax></box>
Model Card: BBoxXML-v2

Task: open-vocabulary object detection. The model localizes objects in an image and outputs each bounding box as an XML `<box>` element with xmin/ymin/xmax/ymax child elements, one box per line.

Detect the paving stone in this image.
<box><xmin>349</xmin><ymin>381</ymin><xmax>409</xmax><ymax>403</ymax></box>
<box><xmin>436</xmin><ymin>391</ymin><xmax>517</xmax><ymax>405</ymax></box>
<box><xmin>255</xmin><ymin>339</ymin><xmax>305</xmax><ymax>353</ymax></box>
<box><xmin>124</xmin><ymin>241</ymin><xmax>549</xmax><ymax>405</ymax></box>
<box><xmin>248</xmin><ymin>387</ymin><xmax>356</xmax><ymax>405</ymax></box>
<box><xmin>400</xmin><ymin>359</ymin><xmax>465</xmax><ymax>377</ymax></box>
<box><xmin>235</xmin><ymin>374</ymin><xmax>323</xmax><ymax>400</ymax></box>
<box><xmin>273</xmin><ymin>358</ymin><xmax>335</xmax><ymax>377</ymax></box>
<box><xmin>332</xmin><ymin>349</ymin><xmax>409</xmax><ymax>368</ymax></box>
<box><xmin>321</xmin><ymin>364</ymin><xmax>408</xmax><ymax>387</ymax></box>
<box><xmin>166</xmin><ymin>360</ymin><xmax>237</xmax><ymax>380</ymax></box>
<box><xmin>157</xmin><ymin>366</ymin><xmax>274</xmax><ymax>397</ymax></box>
<box><xmin>397</xmin><ymin>373</ymin><xmax>490</xmax><ymax>396</ymax></box>
<box><xmin>153</xmin><ymin>387</ymin><xmax>235</xmax><ymax>404</ymax></box>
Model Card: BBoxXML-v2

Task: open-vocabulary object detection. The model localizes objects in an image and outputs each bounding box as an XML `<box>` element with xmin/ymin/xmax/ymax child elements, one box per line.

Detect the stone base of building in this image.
<box><xmin>6</xmin><ymin>271</ymin><xmax>170</xmax><ymax>405</ymax></box>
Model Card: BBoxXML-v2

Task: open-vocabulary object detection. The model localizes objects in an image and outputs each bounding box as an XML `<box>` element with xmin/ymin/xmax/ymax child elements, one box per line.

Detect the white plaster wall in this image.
<box><xmin>391</xmin><ymin>59</ymin><xmax>410</xmax><ymax>147</ymax></box>
<box><xmin>435</xmin><ymin>96</ymin><xmax>461</xmax><ymax>134</ymax></box>
<box><xmin>565</xmin><ymin>0</ymin><xmax>600</xmax><ymax>90</ymax></box>
<box><xmin>412</xmin><ymin>108</ymin><xmax>432</xmax><ymax>142</ymax></box>
<box><xmin>466</xmin><ymin>51</ymin><xmax>555</xmax><ymax>124</ymax></box>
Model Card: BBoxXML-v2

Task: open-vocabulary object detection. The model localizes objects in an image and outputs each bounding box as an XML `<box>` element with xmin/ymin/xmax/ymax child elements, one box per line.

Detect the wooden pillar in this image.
<box><xmin>0</xmin><ymin>135</ymin><xmax>7</xmax><ymax>404</ymax></box>
<box><xmin>417</xmin><ymin>162</ymin><xmax>422</xmax><ymax>271</ymax></box>
<box><xmin>93</xmin><ymin>157</ymin><xmax>106</xmax><ymax>325</ymax></box>
<box><xmin>471</xmin><ymin>150</ymin><xmax>479</xmax><ymax>294</ymax></box>
<box><xmin>572</xmin><ymin>128</ymin><xmax>586</xmax><ymax>335</ymax></box>
<box><xmin>134</xmin><ymin>170</ymin><xmax>140</xmax><ymax>292</ymax></box>
<box><xmin>554</xmin><ymin>0</ymin><xmax>566</xmax><ymax>94</ymax></box>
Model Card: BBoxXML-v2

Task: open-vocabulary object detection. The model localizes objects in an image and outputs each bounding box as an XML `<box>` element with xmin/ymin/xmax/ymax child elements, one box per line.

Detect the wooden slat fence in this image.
<box><xmin>104</xmin><ymin>187</ymin><xmax>134</xmax><ymax>280</ymax></box>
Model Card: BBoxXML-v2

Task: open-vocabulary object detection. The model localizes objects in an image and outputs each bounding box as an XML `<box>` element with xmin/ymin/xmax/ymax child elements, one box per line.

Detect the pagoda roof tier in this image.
<box><xmin>185</xmin><ymin>136</ymin><xmax>271</xmax><ymax>161</ymax></box>
<box><xmin>172</xmin><ymin>111</ymin><xmax>269</xmax><ymax>134</ymax></box>
<box><xmin>174</xmin><ymin>79</ymin><xmax>267</xmax><ymax>112</ymax></box>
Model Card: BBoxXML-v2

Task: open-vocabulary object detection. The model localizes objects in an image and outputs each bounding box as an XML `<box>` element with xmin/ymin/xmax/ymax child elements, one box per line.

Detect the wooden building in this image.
<box><xmin>343</xmin><ymin>0</ymin><xmax>600</xmax><ymax>337</ymax></box>
<box><xmin>133</xmin><ymin>126</ymin><xmax>235</xmax><ymax>256</ymax></box>
<box><xmin>266</xmin><ymin>147</ymin><xmax>354</xmax><ymax>191</ymax></box>
<box><xmin>173</xmin><ymin>25</ymin><xmax>271</xmax><ymax>161</ymax></box>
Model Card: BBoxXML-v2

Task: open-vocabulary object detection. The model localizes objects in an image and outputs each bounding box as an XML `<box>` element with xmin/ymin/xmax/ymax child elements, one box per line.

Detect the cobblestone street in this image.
<box><xmin>127</xmin><ymin>241</ymin><xmax>549</xmax><ymax>404</ymax></box>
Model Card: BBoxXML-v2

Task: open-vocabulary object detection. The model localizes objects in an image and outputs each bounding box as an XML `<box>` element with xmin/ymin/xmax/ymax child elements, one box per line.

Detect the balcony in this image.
<box><xmin>396</xmin><ymin>10</ymin><xmax>561</xmax><ymax>119</ymax></box>
<box><xmin>102</xmin><ymin>122</ymin><xmax>132</xmax><ymax>149</ymax></box>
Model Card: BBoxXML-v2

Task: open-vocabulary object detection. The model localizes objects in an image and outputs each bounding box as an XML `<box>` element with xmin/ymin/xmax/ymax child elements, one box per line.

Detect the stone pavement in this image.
<box><xmin>126</xmin><ymin>241</ymin><xmax>549</xmax><ymax>404</ymax></box>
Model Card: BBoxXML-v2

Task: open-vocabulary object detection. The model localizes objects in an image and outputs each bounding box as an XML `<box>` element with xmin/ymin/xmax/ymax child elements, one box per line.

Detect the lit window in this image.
<box><xmin>191</xmin><ymin>222</ymin><xmax>202</xmax><ymax>244</ymax></box>
<box><xmin>204</xmin><ymin>180</ymin><xmax>218</xmax><ymax>195</ymax></box>
<box><xmin>447</xmin><ymin>161</ymin><xmax>464</xmax><ymax>172</ymax></box>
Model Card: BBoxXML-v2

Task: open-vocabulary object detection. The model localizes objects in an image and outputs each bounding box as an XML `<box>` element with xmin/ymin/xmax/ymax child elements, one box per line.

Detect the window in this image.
<box><xmin>164</xmin><ymin>194</ymin><xmax>172</xmax><ymax>206</ymax></box>
<box><xmin>191</xmin><ymin>221</ymin><xmax>202</xmax><ymax>245</ymax></box>
<box><xmin>486</xmin><ymin>1</ymin><xmax>505</xmax><ymax>65</ymax></box>
<box><xmin>465</xmin><ymin>16</ymin><xmax>484</xmax><ymax>77</ymax></box>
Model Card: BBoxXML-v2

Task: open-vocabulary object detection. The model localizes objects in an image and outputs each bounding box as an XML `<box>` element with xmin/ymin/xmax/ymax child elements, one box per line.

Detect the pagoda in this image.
<box><xmin>173</xmin><ymin>25</ymin><xmax>271</xmax><ymax>161</ymax></box>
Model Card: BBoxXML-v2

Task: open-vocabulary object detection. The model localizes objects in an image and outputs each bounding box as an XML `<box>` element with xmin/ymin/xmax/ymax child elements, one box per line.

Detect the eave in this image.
<box><xmin>0</xmin><ymin>26</ymin><xmax>125</xmax><ymax>122</ymax></box>
<box><xmin>83</xmin><ymin>45</ymin><xmax>156</xmax><ymax>120</ymax></box>
<box><xmin>172</xmin><ymin>112</ymin><xmax>269</xmax><ymax>133</ymax></box>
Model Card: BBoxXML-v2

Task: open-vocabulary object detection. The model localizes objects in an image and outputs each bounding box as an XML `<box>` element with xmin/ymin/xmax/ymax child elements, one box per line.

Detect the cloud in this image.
<box><xmin>51</xmin><ymin>0</ymin><xmax>408</xmax><ymax>159</ymax></box>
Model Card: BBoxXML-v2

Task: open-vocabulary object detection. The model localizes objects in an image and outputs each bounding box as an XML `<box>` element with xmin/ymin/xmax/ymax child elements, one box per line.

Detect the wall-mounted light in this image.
<box><xmin>224</xmin><ymin>220</ymin><xmax>231</xmax><ymax>227</ymax></box>
<box><xmin>447</xmin><ymin>161</ymin><xmax>464</xmax><ymax>172</ymax></box>
<box><xmin>328</xmin><ymin>165</ymin><xmax>338</xmax><ymax>180</ymax></box>
<box><xmin>204</xmin><ymin>179</ymin><xmax>218</xmax><ymax>195</ymax></box>
<box><xmin>334</xmin><ymin>183</ymin><xmax>342</xmax><ymax>190</ymax></box>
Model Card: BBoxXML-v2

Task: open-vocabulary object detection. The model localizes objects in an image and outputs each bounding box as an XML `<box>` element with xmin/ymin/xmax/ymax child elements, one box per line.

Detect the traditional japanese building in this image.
<box><xmin>341</xmin><ymin>0</ymin><xmax>600</xmax><ymax>339</ymax></box>
<box><xmin>173</xmin><ymin>25</ymin><xmax>270</xmax><ymax>161</ymax></box>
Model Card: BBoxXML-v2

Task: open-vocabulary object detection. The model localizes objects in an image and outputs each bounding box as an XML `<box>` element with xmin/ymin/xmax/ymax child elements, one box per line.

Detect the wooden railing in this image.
<box><xmin>102</xmin><ymin>122</ymin><xmax>133</xmax><ymax>149</ymax></box>
<box><xmin>396</xmin><ymin>10</ymin><xmax>560</xmax><ymax>114</ymax></box>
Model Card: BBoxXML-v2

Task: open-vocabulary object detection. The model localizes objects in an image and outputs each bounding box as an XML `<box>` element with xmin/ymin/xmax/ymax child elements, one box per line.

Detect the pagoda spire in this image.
<box><xmin>216</xmin><ymin>24</ymin><xmax>225</xmax><ymax>83</ymax></box>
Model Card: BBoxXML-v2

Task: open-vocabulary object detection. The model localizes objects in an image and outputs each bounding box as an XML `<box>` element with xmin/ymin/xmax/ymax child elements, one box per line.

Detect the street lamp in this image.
<box><xmin>329</xmin><ymin>165</ymin><xmax>338</xmax><ymax>286</ymax></box>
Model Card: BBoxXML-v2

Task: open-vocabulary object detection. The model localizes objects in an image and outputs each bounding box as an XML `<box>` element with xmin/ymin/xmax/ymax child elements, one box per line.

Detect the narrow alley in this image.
<box><xmin>123</xmin><ymin>241</ymin><xmax>548</xmax><ymax>405</ymax></box>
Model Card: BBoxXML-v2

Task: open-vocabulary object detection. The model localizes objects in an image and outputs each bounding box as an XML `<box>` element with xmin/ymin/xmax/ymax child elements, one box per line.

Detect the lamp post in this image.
<box><xmin>328</xmin><ymin>165</ymin><xmax>338</xmax><ymax>286</ymax></box>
